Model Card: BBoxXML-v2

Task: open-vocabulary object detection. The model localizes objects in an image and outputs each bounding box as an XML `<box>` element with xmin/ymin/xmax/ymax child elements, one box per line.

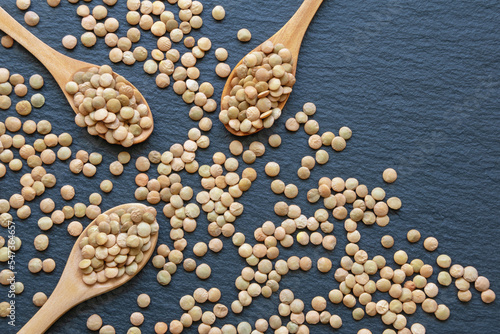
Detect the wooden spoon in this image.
<box><xmin>220</xmin><ymin>0</ymin><xmax>324</xmax><ymax>136</ymax></box>
<box><xmin>0</xmin><ymin>7</ymin><xmax>153</xmax><ymax>145</ymax></box>
<box><xmin>17</xmin><ymin>203</ymin><xmax>159</xmax><ymax>334</ymax></box>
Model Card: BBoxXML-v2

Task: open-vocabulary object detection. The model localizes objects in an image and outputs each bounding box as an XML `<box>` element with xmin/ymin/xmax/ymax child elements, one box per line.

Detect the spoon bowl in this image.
<box><xmin>221</xmin><ymin>0</ymin><xmax>324</xmax><ymax>136</ymax></box>
<box><xmin>0</xmin><ymin>7</ymin><xmax>154</xmax><ymax>145</ymax></box>
<box><xmin>17</xmin><ymin>203</ymin><xmax>159</xmax><ymax>334</ymax></box>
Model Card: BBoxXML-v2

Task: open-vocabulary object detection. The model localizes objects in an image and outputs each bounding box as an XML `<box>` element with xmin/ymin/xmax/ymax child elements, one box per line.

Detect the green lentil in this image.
<box><xmin>31</xmin><ymin>93</ymin><xmax>45</xmax><ymax>108</ymax></box>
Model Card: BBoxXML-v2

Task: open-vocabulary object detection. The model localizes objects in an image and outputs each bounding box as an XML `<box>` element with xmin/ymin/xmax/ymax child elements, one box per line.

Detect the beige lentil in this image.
<box><xmin>87</xmin><ymin>314</ymin><xmax>103</xmax><ymax>331</ymax></box>
<box><xmin>407</xmin><ymin>229</ymin><xmax>421</xmax><ymax>243</ymax></box>
<box><xmin>237</xmin><ymin>29</ymin><xmax>251</xmax><ymax>42</ymax></box>
<box><xmin>215</xmin><ymin>63</ymin><xmax>231</xmax><ymax>78</ymax></box>
<box><xmin>383</xmin><ymin>168</ymin><xmax>398</xmax><ymax>183</ymax></box>
<box><xmin>423</xmin><ymin>237</ymin><xmax>438</xmax><ymax>251</ymax></box>
<box><xmin>33</xmin><ymin>292</ymin><xmax>47</xmax><ymax>307</ymax></box>
<box><xmin>265</xmin><ymin>162</ymin><xmax>280</xmax><ymax>177</ymax></box>
<box><xmin>332</xmin><ymin>137</ymin><xmax>346</xmax><ymax>151</ymax></box>
<box><xmin>481</xmin><ymin>289</ymin><xmax>496</xmax><ymax>303</ymax></box>
<box><xmin>24</xmin><ymin>11</ymin><xmax>40</xmax><ymax>26</ymax></box>
<box><xmin>1</xmin><ymin>36</ymin><xmax>14</xmax><ymax>49</ymax></box>
<box><xmin>212</xmin><ymin>5</ymin><xmax>225</xmax><ymax>20</ymax></box>
<box><xmin>67</xmin><ymin>221</ymin><xmax>83</xmax><ymax>237</ymax></box>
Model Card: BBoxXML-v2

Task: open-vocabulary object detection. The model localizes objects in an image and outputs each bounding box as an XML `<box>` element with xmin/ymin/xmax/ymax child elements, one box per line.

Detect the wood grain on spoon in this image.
<box><xmin>0</xmin><ymin>7</ymin><xmax>153</xmax><ymax>145</ymax></box>
<box><xmin>221</xmin><ymin>0</ymin><xmax>324</xmax><ymax>136</ymax></box>
<box><xmin>17</xmin><ymin>203</ymin><xmax>158</xmax><ymax>334</ymax></box>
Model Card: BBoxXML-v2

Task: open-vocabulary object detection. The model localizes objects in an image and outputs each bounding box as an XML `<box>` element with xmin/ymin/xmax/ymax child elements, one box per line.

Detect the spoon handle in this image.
<box><xmin>17</xmin><ymin>278</ymin><xmax>80</xmax><ymax>334</ymax></box>
<box><xmin>0</xmin><ymin>7</ymin><xmax>86</xmax><ymax>86</ymax></box>
<box><xmin>273</xmin><ymin>0</ymin><xmax>324</xmax><ymax>54</ymax></box>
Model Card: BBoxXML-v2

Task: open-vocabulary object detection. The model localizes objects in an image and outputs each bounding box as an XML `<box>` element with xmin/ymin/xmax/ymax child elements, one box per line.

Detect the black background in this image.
<box><xmin>0</xmin><ymin>0</ymin><xmax>499</xmax><ymax>333</ymax></box>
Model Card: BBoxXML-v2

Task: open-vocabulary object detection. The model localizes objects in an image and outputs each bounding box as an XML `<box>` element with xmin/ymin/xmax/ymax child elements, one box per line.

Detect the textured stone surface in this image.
<box><xmin>0</xmin><ymin>0</ymin><xmax>499</xmax><ymax>333</ymax></box>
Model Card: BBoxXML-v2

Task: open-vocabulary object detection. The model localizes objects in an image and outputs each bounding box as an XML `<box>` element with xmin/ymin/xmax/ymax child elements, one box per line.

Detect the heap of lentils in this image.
<box><xmin>141</xmin><ymin>116</ymin><xmax>493</xmax><ymax>334</ymax></box>
<box><xmin>219</xmin><ymin>40</ymin><xmax>296</xmax><ymax>134</ymax></box>
<box><xmin>0</xmin><ymin>87</ymin><xmax>496</xmax><ymax>333</ymax></box>
<box><xmin>78</xmin><ymin>204</ymin><xmax>158</xmax><ymax>285</ymax></box>
<box><xmin>65</xmin><ymin>65</ymin><xmax>152</xmax><ymax>146</ymax></box>
<box><xmin>148</xmin><ymin>171</ymin><xmax>494</xmax><ymax>334</ymax></box>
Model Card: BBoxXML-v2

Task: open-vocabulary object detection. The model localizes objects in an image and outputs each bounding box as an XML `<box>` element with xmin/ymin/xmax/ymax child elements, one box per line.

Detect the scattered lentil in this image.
<box><xmin>24</xmin><ymin>11</ymin><xmax>40</xmax><ymax>26</ymax></box>
<box><xmin>212</xmin><ymin>5</ymin><xmax>225</xmax><ymax>20</ymax></box>
<box><xmin>62</xmin><ymin>35</ymin><xmax>78</xmax><ymax>49</ymax></box>
<box><xmin>423</xmin><ymin>237</ymin><xmax>438</xmax><ymax>251</ymax></box>
<box><xmin>237</xmin><ymin>29</ymin><xmax>251</xmax><ymax>42</ymax></box>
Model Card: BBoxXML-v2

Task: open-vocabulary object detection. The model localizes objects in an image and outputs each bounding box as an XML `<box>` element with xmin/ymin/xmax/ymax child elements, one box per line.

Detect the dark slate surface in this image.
<box><xmin>0</xmin><ymin>0</ymin><xmax>499</xmax><ymax>333</ymax></box>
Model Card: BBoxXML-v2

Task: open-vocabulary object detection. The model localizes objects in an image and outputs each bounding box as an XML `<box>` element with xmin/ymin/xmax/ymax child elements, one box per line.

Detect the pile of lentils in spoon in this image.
<box><xmin>78</xmin><ymin>204</ymin><xmax>158</xmax><ymax>285</ymax></box>
<box><xmin>219</xmin><ymin>40</ymin><xmax>296</xmax><ymax>134</ymax></box>
<box><xmin>65</xmin><ymin>65</ymin><xmax>152</xmax><ymax>147</ymax></box>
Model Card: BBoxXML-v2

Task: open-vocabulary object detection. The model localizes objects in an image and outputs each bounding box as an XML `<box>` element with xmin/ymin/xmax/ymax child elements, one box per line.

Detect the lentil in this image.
<box><xmin>24</xmin><ymin>11</ymin><xmax>40</xmax><ymax>26</ymax></box>
<box><xmin>381</xmin><ymin>235</ymin><xmax>394</xmax><ymax>248</ymax></box>
<box><xmin>215</xmin><ymin>63</ymin><xmax>231</xmax><ymax>78</ymax></box>
<box><xmin>67</xmin><ymin>66</ymin><xmax>150</xmax><ymax>146</ymax></box>
<box><xmin>237</xmin><ymin>29</ymin><xmax>252</xmax><ymax>42</ymax></box>
<box><xmin>332</xmin><ymin>137</ymin><xmax>346</xmax><ymax>151</ymax></box>
<box><xmin>339</xmin><ymin>126</ymin><xmax>352</xmax><ymax>140</ymax></box>
<box><xmin>407</xmin><ymin>229</ymin><xmax>421</xmax><ymax>243</ymax></box>
<box><xmin>212</xmin><ymin>5</ymin><xmax>225</xmax><ymax>20</ymax></box>
<box><xmin>62</xmin><ymin>35</ymin><xmax>78</xmax><ymax>49</ymax></box>
<box><xmin>383</xmin><ymin>168</ymin><xmax>398</xmax><ymax>183</ymax></box>
<box><xmin>1</xmin><ymin>36</ymin><xmax>14</xmax><ymax>49</ymax></box>
<box><xmin>221</xmin><ymin>41</ymin><xmax>294</xmax><ymax>133</ymax></box>
<box><xmin>78</xmin><ymin>205</ymin><xmax>158</xmax><ymax>285</ymax></box>
<box><xmin>196</xmin><ymin>263</ymin><xmax>211</xmax><ymax>279</ymax></box>
<box><xmin>423</xmin><ymin>237</ymin><xmax>438</xmax><ymax>251</ymax></box>
<box><xmin>481</xmin><ymin>290</ymin><xmax>496</xmax><ymax>303</ymax></box>
<box><xmin>33</xmin><ymin>292</ymin><xmax>47</xmax><ymax>307</ymax></box>
<box><xmin>67</xmin><ymin>221</ymin><xmax>83</xmax><ymax>237</ymax></box>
